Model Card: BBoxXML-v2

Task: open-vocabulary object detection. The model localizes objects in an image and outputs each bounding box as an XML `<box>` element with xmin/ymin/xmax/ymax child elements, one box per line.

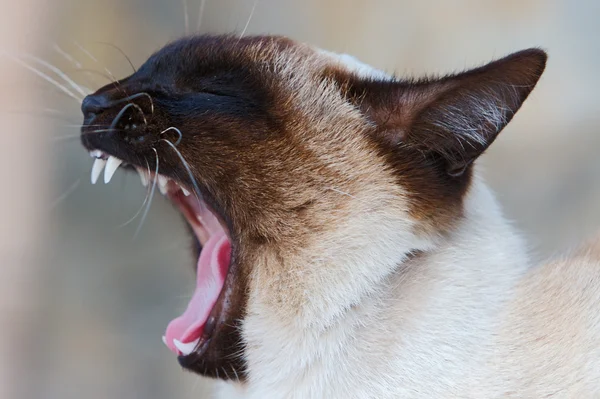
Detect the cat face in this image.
<box><xmin>80</xmin><ymin>35</ymin><xmax>545</xmax><ymax>380</ymax></box>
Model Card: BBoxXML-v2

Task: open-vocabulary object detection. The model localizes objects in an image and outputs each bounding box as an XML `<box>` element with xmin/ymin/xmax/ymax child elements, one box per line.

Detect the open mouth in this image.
<box><xmin>88</xmin><ymin>149</ymin><xmax>233</xmax><ymax>360</ymax></box>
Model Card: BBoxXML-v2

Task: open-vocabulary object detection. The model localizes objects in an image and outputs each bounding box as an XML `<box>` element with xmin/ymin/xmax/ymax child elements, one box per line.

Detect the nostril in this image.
<box><xmin>81</xmin><ymin>94</ymin><xmax>111</xmax><ymax>116</ymax></box>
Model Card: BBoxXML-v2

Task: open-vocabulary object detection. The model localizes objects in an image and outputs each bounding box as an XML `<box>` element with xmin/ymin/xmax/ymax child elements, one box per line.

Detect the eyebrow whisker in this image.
<box><xmin>94</xmin><ymin>41</ymin><xmax>137</xmax><ymax>73</ymax></box>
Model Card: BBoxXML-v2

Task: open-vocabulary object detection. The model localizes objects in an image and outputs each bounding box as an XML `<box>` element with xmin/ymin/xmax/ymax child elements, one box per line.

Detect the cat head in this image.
<box><xmin>80</xmin><ymin>35</ymin><xmax>546</xmax><ymax>380</ymax></box>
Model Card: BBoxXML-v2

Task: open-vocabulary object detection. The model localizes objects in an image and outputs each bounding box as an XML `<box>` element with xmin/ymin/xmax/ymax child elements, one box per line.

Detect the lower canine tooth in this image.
<box><xmin>173</xmin><ymin>338</ymin><xmax>199</xmax><ymax>356</ymax></box>
<box><xmin>181</xmin><ymin>187</ymin><xmax>191</xmax><ymax>196</ymax></box>
<box><xmin>136</xmin><ymin>168</ymin><xmax>149</xmax><ymax>187</ymax></box>
<box><xmin>158</xmin><ymin>175</ymin><xmax>169</xmax><ymax>195</ymax></box>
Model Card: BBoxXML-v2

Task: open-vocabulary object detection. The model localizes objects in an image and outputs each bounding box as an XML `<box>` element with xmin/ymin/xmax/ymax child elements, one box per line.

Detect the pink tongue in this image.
<box><xmin>164</xmin><ymin>232</ymin><xmax>231</xmax><ymax>355</ymax></box>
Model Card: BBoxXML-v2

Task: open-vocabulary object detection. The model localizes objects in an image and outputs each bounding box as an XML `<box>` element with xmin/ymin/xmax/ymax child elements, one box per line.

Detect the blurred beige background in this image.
<box><xmin>1</xmin><ymin>0</ymin><xmax>599</xmax><ymax>398</ymax></box>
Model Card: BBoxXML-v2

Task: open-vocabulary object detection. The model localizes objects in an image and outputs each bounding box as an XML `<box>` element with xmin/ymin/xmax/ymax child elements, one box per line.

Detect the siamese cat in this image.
<box><xmin>80</xmin><ymin>35</ymin><xmax>600</xmax><ymax>398</ymax></box>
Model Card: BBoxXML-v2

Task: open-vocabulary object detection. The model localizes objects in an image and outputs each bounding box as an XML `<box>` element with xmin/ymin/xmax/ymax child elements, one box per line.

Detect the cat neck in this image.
<box><xmin>239</xmin><ymin>175</ymin><xmax>530</xmax><ymax>398</ymax></box>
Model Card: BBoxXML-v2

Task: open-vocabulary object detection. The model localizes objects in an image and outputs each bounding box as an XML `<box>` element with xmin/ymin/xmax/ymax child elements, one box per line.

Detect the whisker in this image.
<box><xmin>21</xmin><ymin>54</ymin><xmax>89</xmax><ymax>97</ymax></box>
<box><xmin>224</xmin><ymin>346</ymin><xmax>246</xmax><ymax>361</ymax></box>
<box><xmin>82</xmin><ymin>128</ymin><xmax>119</xmax><ymax>134</ymax></box>
<box><xmin>109</xmin><ymin>103</ymin><xmax>147</xmax><ymax>129</ymax></box>
<box><xmin>183</xmin><ymin>0</ymin><xmax>190</xmax><ymax>34</ymax></box>
<box><xmin>50</xmin><ymin>128</ymin><xmax>110</xmax><ymax>142</ymax></box>
<box><xmin>72</xmin><ymin>68</ymin><xmax>118</xmax><ymax>84</ymax></box>
<box><xmin>4</xmin><ymin>108</ymin><xmax>76</xmax><ymax>122</ymax></box>
<box><xmin>43</xmin><ymin>107</ymin><xmax>67</xmax><ymax>115</ymax></box>
<box><xmin>49</xmin><ymin>178</ymin><xmax>81</xmax><ymax>209</ymax></box>
<box><xmin>53</xmin><ymin>43</ymin><xmax>83</xmax><ymax>69</ymax></box>
<box><xmin>159</xmin><ymin>138</ymin><xmax>202</xmax><ymax>199</ymax></box>
<box><xmin>74</xmin><ymin>41</ymin><xmax>126</xmax><ymax>95</ymax></box>
<box><xmin>5</xmin><ymin>55</ymin><xmax>83</xmax><ymax>103</ymax></box>
<box><xmin>52</xmin><ymin>128</ymin><xmax>117</xmax><ymax>142</ymax></box>
<box><xmin>94</xmin><ymin>41</ymin><xmax>137</xmax><ymax>73</ymax></box>
<box><xmin>239</xmin><ymin>0</ymin><xmax>258</xmax><ymax>39</ymax></box>
<box><xmin>53</xmin><ymin>45</ymin><xmax>103</xmax><ymax>89</ymax></box>
<box><xmin>82</xmin><ymin>71</ymin><xmax>123</xmax><ymax>96</ymax></box>
<box><xmin>134</xmin><ymin>149</ymin><xmax>159</xmax><ymax>239</ymax></box>
<box><xmin>73</xmin><ymin>41</ymin><xmax>98</xmax><ymax>62</ymax></box>
<box><xmin>104</xmin><ymin>67</ymin><xmax>126</xmax><ymax>95</ymax></box>
<box><xmin>159</xmin><ymin>126</ymin><xmax>182</xmax><ymax>145</ymax></box>
<box><xmin>111</xmin><ymin>92</ymin><xmax>154</xmax><ymax>114</ymax></box>
<box><xmin>117</xmin><ymin>162</ymin><xmax>152</xmax><ymax>229</ymax></box>
<box><xmin>50</xmin><ymin>133</ymin><xmax>81</xmax><ymax>142</ymax></box>
<box><xmin>197</xmin><ymin>0</ymin><xmax>207</xmax><ymax>32</ymax></box>
<box><xmin>61</xmin><ymin>124</ymin><xmax>103</xmax><ymax>128</ymax></box>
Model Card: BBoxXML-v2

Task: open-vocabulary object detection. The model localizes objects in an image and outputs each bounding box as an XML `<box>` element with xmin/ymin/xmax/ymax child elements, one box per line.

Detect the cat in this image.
<box><xmin>80</xmin><ymin>34</ymin><xmax>600</xmax><ymax>398</ymax></box>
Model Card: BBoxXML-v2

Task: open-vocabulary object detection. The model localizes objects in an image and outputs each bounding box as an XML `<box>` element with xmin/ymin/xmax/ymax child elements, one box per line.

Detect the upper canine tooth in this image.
<box><xmin>90</xmin><ymin>150</ymin><xmax>103</xmax><ymax>159</ymax></box>
<box><xmin>173</xmin><ymin>338</ymin><xmax>199</xmax><ymax>356</ymax></box>
<box><xmin>91</xmin><ymin>158</ymin><xmax>107</xmax><ymax>184</ymax></box>
<box><xmin>104</xmin><ymin>156</ymin><xmax>123</xmax><ymax>184</ymax></box>
<box><xmin>157</xmin><ymin>175</ymin><xmax>169</xmax><ymax>195</ymax></box>
<box><xmin>181</xmin><ymin>186</ymin><xmax>191</xmax><ymax>196</ymax></box>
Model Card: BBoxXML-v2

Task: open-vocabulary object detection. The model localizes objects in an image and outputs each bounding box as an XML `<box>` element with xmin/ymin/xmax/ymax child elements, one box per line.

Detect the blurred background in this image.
<box><xmin>1</xmin><ymin>0</ymin><xmax>599</xmax><ymax>398</ymax></box>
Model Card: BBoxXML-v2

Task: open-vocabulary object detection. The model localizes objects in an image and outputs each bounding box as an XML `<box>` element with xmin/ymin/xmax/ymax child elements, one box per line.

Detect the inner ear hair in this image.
<box><xmin>344</xmin><ymin>48</ymin><xmax>547</xmax><ymax>177</ymax></box>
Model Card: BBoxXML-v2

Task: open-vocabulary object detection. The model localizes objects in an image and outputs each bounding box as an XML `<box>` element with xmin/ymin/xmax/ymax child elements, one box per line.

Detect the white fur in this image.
<box><xmin>433</xmin><ymin>96</ymin><xmax>507</xmax><ymax>148</ymax></box>
<box><xmin>213</xmin><ymin>173</ymin><xmax>600</xmax><ymax>397</ymax></box>
<box><xmin>317</xmin><ymin>49</ymin><xmax>391</xmax><ymax>80</ymax></box>
<box><xmin>208</xmin><ymin>46</ymin><xmax>599</xmax><ymax>398</ymax></box>
<box><xmin>233</xmin><ymin>177</ymin><xmax>519</xmax><ymax>398</ymax></box>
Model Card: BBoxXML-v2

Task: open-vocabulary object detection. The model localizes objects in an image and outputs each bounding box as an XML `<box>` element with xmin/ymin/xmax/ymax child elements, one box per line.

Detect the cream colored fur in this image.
<box><xmin>207</xmin><ymin>47</ymin><xmax>599</xmax><ymax>398</ymax></box>
<box><xmin>213</xmin><ymin>173</ymin><xmax>600</xmax><ymax>398</ymax></box>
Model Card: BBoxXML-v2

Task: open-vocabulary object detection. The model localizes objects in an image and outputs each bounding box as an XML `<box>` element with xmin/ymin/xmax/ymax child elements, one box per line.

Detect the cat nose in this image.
<box><xmin>81</xmin><ymin>93</ymin><xmax>111</xmax><ymax>119</ymax></box>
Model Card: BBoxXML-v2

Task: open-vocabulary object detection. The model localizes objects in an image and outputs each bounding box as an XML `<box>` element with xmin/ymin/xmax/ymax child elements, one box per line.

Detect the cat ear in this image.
<box><xmin>341</xmin><ymin>49</ymin><xmax>547</xmax><ymax>176</ymax></box>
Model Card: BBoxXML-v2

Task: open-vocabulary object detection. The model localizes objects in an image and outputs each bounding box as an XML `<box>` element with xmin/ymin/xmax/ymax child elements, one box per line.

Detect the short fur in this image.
<box><xmin>79</xmin><ymin>35</ymin><xmax>600</xmax><ymax>398</ymax></box>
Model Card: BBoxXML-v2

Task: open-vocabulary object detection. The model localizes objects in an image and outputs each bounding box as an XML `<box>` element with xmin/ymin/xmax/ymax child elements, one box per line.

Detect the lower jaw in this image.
<box><xmin>161</xmin><ymin>184</ymin><xmax>233</xmax><ymax>357</ymax></box>
<box><xmin>138</xmin><ymin>174</ymin><xmax>246</xmax><ymax>379</ymax></box>
<box><xmin>175</xmin><ymin>270</ymin><xmax>248</xmax><ymax>380</ymax></box>
<box><xmin>174</xmin><ymin>242</ymin><xmax>249</xmax><ymax>380</ymax></box>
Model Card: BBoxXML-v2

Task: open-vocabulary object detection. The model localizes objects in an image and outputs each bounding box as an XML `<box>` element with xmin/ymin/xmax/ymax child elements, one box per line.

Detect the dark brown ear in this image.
<box><xmin>342</xmin><ymin>49</ymin><xmax>547</xmax><ymax>176</ymax></box>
